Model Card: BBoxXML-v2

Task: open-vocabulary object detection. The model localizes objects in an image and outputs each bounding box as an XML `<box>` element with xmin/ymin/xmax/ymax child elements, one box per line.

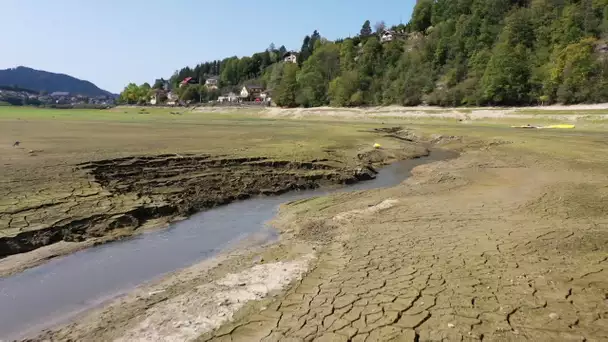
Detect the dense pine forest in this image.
<box><xmin>120</xmin><ymin>0</ymin><xmax>608</xmax><ymax>107</ymax></box>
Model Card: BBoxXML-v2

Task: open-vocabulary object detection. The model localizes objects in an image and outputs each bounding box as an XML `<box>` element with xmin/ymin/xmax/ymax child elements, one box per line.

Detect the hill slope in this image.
<box><xmin>0</xmin><ymin>66</ymin><xmax>113</xmax><ymax>97</ymax></box>
<box><xmin>141</xmin><ymin>0</ymin><xmax>608</xmax><ymax>107</ymax></box>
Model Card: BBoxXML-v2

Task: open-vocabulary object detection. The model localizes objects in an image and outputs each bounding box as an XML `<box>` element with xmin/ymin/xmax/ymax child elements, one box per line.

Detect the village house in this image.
<box><xmin>179</xmin><ymin>77</ymin><xmax>198</xmax><ymax>88</ymax></box>
<box><xmin>380</xmin><ymin>29</ymin><xmax>395</xmax><ymax>43</ymax></box>
<box><xmin>205</xmin><ymin>77</ymin><xmax>219</xmax><ymax>90</ymax></box>
<box><xmin>240</xmin><ymin>85</ymin><xmax>265</xmax><ymax>101</ymax></box>
<box><xmin>260</xmin><ymin>90</ymin><xmax>272</xmax><ymax>104</ymax></box>
<box><xmin>218</xmin><ymin>92</ymin><xmax>239</xmax><ymax>103</ymax></box>
<box><xmin>149</xmin><ymin>89</ymin><xmax>167</xmax><ymax>105</ymax></box>
<box><xmin>166</xmin><ymin>91</ymin><xmax>179</xmax><ymax>105</ymax></box>
<box><xmin>283</xmin><ymin>52</ymin><xmax>298</xmax><ymax>64</ymax></box>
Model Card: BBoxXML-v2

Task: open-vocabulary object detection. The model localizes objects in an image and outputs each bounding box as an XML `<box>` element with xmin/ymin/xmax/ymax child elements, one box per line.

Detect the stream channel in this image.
<box><xmin>0</xmin><ymin>149</ymin><xmax>456</xmax><ymax>340</ymax></box>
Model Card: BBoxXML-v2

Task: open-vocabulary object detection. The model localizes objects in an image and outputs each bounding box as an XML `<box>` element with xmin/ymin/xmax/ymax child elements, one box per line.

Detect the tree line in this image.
<box><xmin>121</xmin><ymin>0</ymin><xmax>608</xmax><ymax>107</ymax></box>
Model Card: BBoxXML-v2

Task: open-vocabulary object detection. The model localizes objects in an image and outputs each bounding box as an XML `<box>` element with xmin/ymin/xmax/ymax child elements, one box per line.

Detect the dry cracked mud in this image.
<box><xmin>194</xmin><ymin>146</ymin><xmax>608</xmax><ymax>342</ymax></box>
<box><xmin>5</xmin><ymin>116</ymin><xmax>607</xmax><ymax>342</ymax></box>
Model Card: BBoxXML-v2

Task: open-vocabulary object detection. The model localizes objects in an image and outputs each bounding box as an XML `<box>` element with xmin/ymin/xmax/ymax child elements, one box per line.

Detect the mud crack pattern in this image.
<box><xmin>201</xmin><ymin>150</ymin><xmax>608</xmax><ymax>342</ymax></box>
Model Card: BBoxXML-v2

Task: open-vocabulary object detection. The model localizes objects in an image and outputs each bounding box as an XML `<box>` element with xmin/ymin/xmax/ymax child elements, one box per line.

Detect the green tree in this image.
<box><xmin>481</xmin><ymin>42</ymin><xmax>531</xmax><ymax>105</ymax></box>
<box><xmin>153</xmin><ymin>78</ymin><xmax>166</xmax><ymax>89</ymax></box>
<box><xmin>265</xmin><ymin>62</ymin><xmax>286</xmax><ymax>92</ymax></box>
<box><xmin>310</xmin><ymin>30</ymin><xmax>321</xmax><ymax>52</ymax></box>
<box><xmin>238</xmin><ymin>57</ymin><xmax>255</xmax><ymax>80</ymax></box>
<box><xmin>503</xmin><ymin>7</ymin><xmax>536</xmax><ymax>49</ymax></box>
<box><xmin>118</xmin><ymin>83</ymin><xmax>142</xmax><ymax>105</ymax></box>
<box><xmin>178</xmin><ymin>84</ymin><xmax>203</xmax><ymax>103</ymax></box>
<box><xmin>551</xmin><ymin>38</ymin><xmax>598</xmax><ymax>103</ymax></box>
<box><xmin>411</xmin><ymin>0</ymin><xmax>433</xmax><ymax>32</ymax></box>
<box><xmin>300</xmin><ymin>35</ymin><xmax>312</xmax><ymax>63</ymax></box>
<box><xmin>278</xmin><ymin>45</ymin><xmax>287</xmax><ymax>58</ymax></box>
<box><xmin>275</xmin><ymin>63</ymin><xmax>299</xmax><ymax>107</ymax></box>
<box><xmin>328</xmin><ymin>70</ymin><xmax>359</xmax><ymax>106</ymax></box>
<box><xmin>220</xmin><ymin>57</ymin><xmax>240</xmax><ymax>85</ymax></box>
<box><xmin>360</xmin><ymin>20</ymin><xmax>372</xmax><ymax>37</ymax></box>
<box><xmin>357</xmin><ymin>37</ymin><xmax>384</xmax><ymax>104</ymax></box>
<box><xmin>339</xmin><ymin>39</ymin><xmax>357</xmax><ymax>72</ymax></box>
<box><xmin>383</xmin><ymin>50</ymin><xmax>433</xmax><ymax>106</ymax></box>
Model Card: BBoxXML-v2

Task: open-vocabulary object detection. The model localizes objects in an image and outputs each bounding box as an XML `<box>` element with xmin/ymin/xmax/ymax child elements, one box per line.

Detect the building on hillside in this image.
<box><xmin>380</xmin><ymin>29</ymin><xmax>395</xmax><ymax>43</ymax></box>
<box><xmin>218</xmin><ymin>92</ymin><xmax>239</xmax><ymax>103</ymax></box>
<box><xmin>205</xmin><ymin>77</ymin><xmax>219</xmax><ymax>90</ymax></box>
<box><xmin>179</xmin><ymin>77</ymin><xmax>199</xmax><ymax>88</ymax></box>
<box><xmin>260</xmin><ymin>90</ymin><xmax>272</xmax><ymax>104</ymax></box>
<box><xmin>166</xmin><ymin>91</ymin><xmax>179</xmax><ymax>105</ymax></box>
<box><xmin>149</xmin><ymin>89</ymin><xmax>167</xmax><ymax>105</ymax></box>
<box><xmin>283</xmin><ymin>52</ymin><xmax>298</xmax><ymax>64</ymax></box>
<box><xmin>240</xmin><ymin>85</ymin><xmax>265</xmax><ymax>101</ymax></box>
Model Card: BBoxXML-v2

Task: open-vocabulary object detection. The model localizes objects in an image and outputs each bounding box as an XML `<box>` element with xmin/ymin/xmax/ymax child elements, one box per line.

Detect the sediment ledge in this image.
<box><xmin>0</xmin><ymin>154</ymin><xmax>385</xmax><ymax>259</ymax></box>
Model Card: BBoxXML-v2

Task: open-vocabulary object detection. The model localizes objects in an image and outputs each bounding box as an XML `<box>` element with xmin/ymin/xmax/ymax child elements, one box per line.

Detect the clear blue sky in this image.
<box><xmin>1</xmin><ymin>0</ymin><xmax>416</xmax><ymax>93</ymax></box>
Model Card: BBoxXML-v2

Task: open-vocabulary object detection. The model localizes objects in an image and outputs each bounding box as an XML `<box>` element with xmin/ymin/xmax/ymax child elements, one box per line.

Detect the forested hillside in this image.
<box><xmin>125</xmin><ymin>0</ymin><xmax>608</xmax><ymax>107</ymax></box>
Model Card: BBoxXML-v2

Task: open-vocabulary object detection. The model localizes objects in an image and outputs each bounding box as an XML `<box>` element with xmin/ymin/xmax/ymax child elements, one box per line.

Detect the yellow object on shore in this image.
<box><xmin>511</xmin><ymin>124</ymin><xmax>575</xmax><ymax>129</ymax></box>
<box><xmin>374</xmin><ymin>143</ymin><xmax>382</xmax><ymax>149</ymax></box>
<box><xmin>544</xmin><ymin>124</ymin><xmax>575</xmax><ymax>129</ymax></box>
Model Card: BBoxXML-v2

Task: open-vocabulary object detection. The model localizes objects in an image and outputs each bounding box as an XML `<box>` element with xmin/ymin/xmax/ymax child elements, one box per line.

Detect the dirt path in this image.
<box><xmin>196</xmin><ymin>148</ymin><xmax>608</xmax><ymax>341</ymax></box>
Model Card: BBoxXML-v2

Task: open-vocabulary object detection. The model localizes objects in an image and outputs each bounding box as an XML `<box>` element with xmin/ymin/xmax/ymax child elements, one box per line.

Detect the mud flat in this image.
<box><xmin>0</xmin><ymin>148</ymin><xmax>454</xmax><ymax>341</ymax></box>
<box><xmin>4</xmin><ymin>107</ymin><xmax>607</xmax><ymax>341</ymax></box>
<box><xmin>194</xmin><ymin>126</ymin><xmax>608</xmax><ymax>342</ymax></box>
<box><xmin>0</xmin><ymin>106</ymin><xmax>431</xmax><ymax>276</ymax></box>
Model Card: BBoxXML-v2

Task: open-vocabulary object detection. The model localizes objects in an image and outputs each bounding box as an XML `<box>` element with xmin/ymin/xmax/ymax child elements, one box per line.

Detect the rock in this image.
<box><xmin>448</xmin><ymin>323</ymin><xmax>455</xmax><ymax>328</ymax></box>
<box><xmin>217</xmin><ymin>298</ymin><xmax>231</xmax><ymax>306</ymax></box>
<box><xmin>549</xmin><ymin>313</ymin><xmax>559</xmax><ymax>320</ymax></box>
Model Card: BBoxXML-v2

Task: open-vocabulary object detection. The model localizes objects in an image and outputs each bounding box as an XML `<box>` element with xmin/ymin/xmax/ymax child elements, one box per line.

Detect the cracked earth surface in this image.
<box><xmin>199</xmin><ymin>148</ymin><xmax>608</xmax><ymax>342</ymax></box>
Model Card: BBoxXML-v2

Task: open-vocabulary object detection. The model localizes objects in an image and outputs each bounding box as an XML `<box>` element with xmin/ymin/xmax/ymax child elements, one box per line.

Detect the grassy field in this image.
<box><xmin>1</xmin><ymin>106</ymin><xmax>416</xmax><ymax>162</ymax></box>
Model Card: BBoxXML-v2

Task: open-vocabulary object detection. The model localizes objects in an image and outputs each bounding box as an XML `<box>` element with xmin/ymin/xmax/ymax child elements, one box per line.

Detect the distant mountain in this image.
<box><xmin>0</xmin><ymin>66</ymin><xmax>114</xmax><ymax>97</ymax></box>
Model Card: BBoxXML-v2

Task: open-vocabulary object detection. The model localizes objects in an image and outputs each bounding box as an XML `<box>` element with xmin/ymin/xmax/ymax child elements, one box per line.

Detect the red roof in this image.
<box><xmin>181</xmin><ymin>77</ymin><xmax>193</xmax><ymax>84</ymax></box>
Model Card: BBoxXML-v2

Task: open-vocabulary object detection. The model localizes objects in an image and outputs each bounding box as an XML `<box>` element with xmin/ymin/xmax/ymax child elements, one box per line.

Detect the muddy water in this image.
<box><xmin>0</xmin><ymin>150</ymin><xmax>455</xmax><ymax>340</ymax></box>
